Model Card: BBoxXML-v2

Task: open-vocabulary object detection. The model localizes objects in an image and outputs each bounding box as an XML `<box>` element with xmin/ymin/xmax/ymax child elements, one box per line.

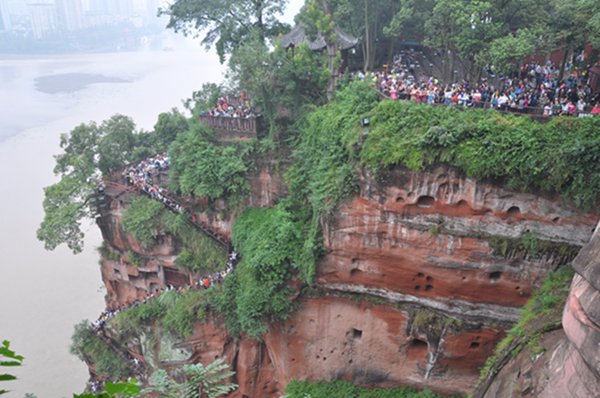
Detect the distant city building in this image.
<box><xmin>0</xmin><ymin>0</ymin><xmax>159</xmax><ymax>38</ymax></box>
<box><xmin>89</xmin><ymin>0</ymin><xmax>133</xmax><ymax>17</ymax></box>
<box><xmin>0</xmin><ymin>3</ymin><xmax>6</xmax><ymax>31</ymax></box>
<box><xmin>55</xmin><ymin>0</ymin><xmax>83</xmax><ymax>31</ymax></box>
<box><xmin>27</xmin><ymin>1</ymin><xmax>56</xmax><ymax>39</ymax></box>
<box><xmin>0</xmin><ymin>0</ymin><xmax>28</xmax><ymax>32</ymax></box>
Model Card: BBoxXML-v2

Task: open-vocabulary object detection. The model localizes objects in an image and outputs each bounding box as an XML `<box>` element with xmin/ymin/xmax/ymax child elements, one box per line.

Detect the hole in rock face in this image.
<box><xmin>552</xmin><ymin>217</ymin><xmax>560</xmax><ymax>223</ymax></box>
<box><xmin>396</xmin><ymin>196</ymin><xmax>405</xmax><ymax>202</ymax></box>
<box><xmin>426</xmin><ymin>276</ymin><xmax>433</xmax><ymax>282</ymax></box>
<box><xmin>515</xmin><ymin>286</ymin><xmax>520</xmax><ymax>290</ymax></box>
<box><xmin>411</xmin><ymin>338</ymin><xmax>428</xmax><ymax>348</ymax></box>
<box><xmin>351</xmin><ymin>258</ymin><xmax>359</xmax><ymax>264</ymax></box>
<box><xmin>415</xmin><ymin>285</ymin><xmax>422</xmax><ymax>291</ymax></box>
<box><xmin>417</xmin><ymin>272</ymin><xmax>424</xmax><ymax>277</ymax></box>
<box><xmin>352</xmin><ymin>328</ymin><xmax>363</xmax><ymax>339</ymax></box>
<box><xmin>349</xmin><ymin>359</ymin><xmax>353</xmax><ymax>364</ymax></box>
<box><xmin>470</xmin><ymin>342</ymin><xmax>480</xmax><ymax>349</ymax></box>
<box><xmin>425</xmin><ymin>284</ymin><xmax>433</xmax><ymax>291</ymax></box>
<box><xmin>489</xmin><ymin>271</ymin><xmax>502</xmax><ymax>282</ymax></box>
<box><xmin>507</xmin><ymin>206</ymin><xmax>521</xmax><ymax>217</ymax></box>
<box><xmin>417</xmin><ymin>195</ymin><xmax>435</xmax><ymax>208</ymax></box>
<box><xmin>350</xmin><ymin>268</ymin><xmax>362</xmax><ymax>277</ymax></box>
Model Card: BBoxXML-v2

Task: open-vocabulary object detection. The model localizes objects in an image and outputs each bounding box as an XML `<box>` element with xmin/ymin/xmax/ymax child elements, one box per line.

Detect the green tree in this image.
<box><xmin>168</xmin><ymin>123</ymin><xmax>252</xmax><ymax>203</ymax></box>
<box><xmin>38</xmin><ymin>115</ymin><xmax>142</xmax><ymax>254</ymax></box>
<box><xmin>153</xmin><ymin>108</ymin><xmax>189</xmax><ymax>152</ymax></box>
<box><xmin>186</xmin><ymin>83</ymin><xmax>224</xmax><ymax>115</ymax></box>
<box><xmin>547</xmin><ymin>0</ymin><xmax>600</xmax><ymax>79</ymax></box>
<box><xmin>161</xmin><ymin>0</ymin><xmax>289</xmax><ymax>62</ymax></box>
<box><xmin>143</xmin><ymin>357</ymin><xmax>237</xmax><ymax>398</ymax></box>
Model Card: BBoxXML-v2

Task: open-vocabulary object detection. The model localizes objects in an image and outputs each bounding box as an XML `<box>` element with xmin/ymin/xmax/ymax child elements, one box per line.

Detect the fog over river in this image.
<box><xmin>0</xmin><ymin>38</ymin><xmax>224</xmax><ymax>397</ymax></box>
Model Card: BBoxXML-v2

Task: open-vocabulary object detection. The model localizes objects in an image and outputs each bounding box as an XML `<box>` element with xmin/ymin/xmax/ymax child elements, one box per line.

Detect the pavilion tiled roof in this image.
<box><xmin>281</xmin><ymin>24</ymin><xmax>358</xmax><ymax>51</ymax></box>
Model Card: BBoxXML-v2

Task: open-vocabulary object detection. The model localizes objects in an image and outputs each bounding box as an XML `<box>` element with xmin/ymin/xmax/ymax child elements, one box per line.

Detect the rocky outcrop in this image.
<box><xmin>95</xmin><ymin>164</ymin><xmax>598</xmax><ymax>396</ymax></box>
<box><xmin>478</xmin><ymin>222</ymin><xmax>600</xmax><ymax>398</ymax></box>
<box><xmin>319</xmin><ymin>167</ymin><xmax>595</xmax><ymax>322</ymax></box>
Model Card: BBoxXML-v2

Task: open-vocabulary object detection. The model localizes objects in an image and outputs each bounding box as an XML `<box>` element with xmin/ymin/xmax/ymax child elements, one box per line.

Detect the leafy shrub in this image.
<box><xmin>162</xmin><ymin>212</ymin><xmax>226</xmax><ymax>272</ymax></box>
<box><xmin>361</xmin><ymin>99</ymin><xmax>600</xmax><ymax>209</ymax></box>
<box><xmin>160</xmin><ymin>290</ymin><xmax>210</xmax><ymax>337</ymax></box>
<box><xmin>284</xmin><ymin>380</ymin><xmax>452</xmax><ymax>398</ymax></box>
<box><xmin>121</xmin><ymin>196</ymin><xmax>164</xmax><ymax>247</ymax></box>
<box><xmin>206</xmin><ymin>203</ymin><xmax>310</xmax><ymax>339</ymax></box>
<box><xmin>477</xmin><ymin>265</ymin><xmax>574</xmax><ymax>384</ymax></box>
<box><xmin>70</xmin><ymin>321</ymin><xmax>132</xmax><ymax>378</ymax></box>
<box><xmin>121</xmin><ymin>197</ymin><xmax>226</xmax><ymax>270</ymax></box>
<box><xmin>168</xmin><ymin>122</ymin><xmax>255</xmax><ymax>205</ymax></box>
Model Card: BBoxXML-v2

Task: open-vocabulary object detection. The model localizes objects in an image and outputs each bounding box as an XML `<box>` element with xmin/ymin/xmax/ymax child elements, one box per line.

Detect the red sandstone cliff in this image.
<box><xmin>95</xmin><ymin>164</ymin><xmax>598</xmax><ymax>397</ymax></box>
<box><xmin>476</xmin><ymin>222</ymin><xmax>600</xmax><ymax>398</ymax></box>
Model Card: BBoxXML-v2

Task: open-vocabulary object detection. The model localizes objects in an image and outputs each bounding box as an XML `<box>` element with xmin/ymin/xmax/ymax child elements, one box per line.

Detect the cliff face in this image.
<box><xmin>319</xmin><ymin>166</ymin><xmax>594</xmax><ymax>322</ymax></box>
<box><xmin>479</xmin><ymin>222</ymin><xmax>600</xmax><ymax>398</ymax></box>
<box><xmin>96</xmin><ymin>164</ymin><xmax>598</xmax><ymax>397</ymax></box>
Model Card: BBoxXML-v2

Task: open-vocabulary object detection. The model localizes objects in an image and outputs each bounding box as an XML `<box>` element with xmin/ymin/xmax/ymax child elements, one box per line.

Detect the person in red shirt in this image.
<box><xmin>592</xmin><ymin>103</ymin><xmax>600</xmax><ymax>116</ymax></box>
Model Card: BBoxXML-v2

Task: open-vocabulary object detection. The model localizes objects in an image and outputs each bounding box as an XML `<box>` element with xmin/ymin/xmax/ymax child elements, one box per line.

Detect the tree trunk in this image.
<box><xmin>449</xmin><ymin>49</ymin><xmax>455</xmax><ymax>83</ymax></box>
<box><xmin>317</xmin><ymin>0</ymin><xmax>338</xmax><ymax>100</ymax></box>
<box><xmin>558</xmin><ymin>44</ymin><xmax>570</xmax><ymax>82</ymax></box>
<box><xmin>364</xmin><ymin>0</ymin><xmax>370</xmax><ymax>71</ymax></box>
<box><xmin>369</xmin><ymin>2</ymin><xmax>379</xmax><ymax>70</ymax></box>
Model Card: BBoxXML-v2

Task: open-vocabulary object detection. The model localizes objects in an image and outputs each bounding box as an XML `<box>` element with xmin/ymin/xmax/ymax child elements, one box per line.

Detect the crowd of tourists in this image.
<box><xmin>204</xmin><ymin>94</ymin><xmax>258</xmax><ymax>118</ymax></box>
<box><xmin>355</xmin><ymin>56</ymin><xmax>600</xmax><ymax>117</ymax></box>
<box><xmin>90</xmin><ymin>250</ymin><xmax>238</xmax><ymax>333</ymax></box>
<box><xmin>87</xmin><ymin>154</ymin><xmax>243</xmax><ymax>391</ymax></box>
<box><xmin>122</xmin><ymin>153</ymin><xmax>183</xmax><ymax>213</ymax></box>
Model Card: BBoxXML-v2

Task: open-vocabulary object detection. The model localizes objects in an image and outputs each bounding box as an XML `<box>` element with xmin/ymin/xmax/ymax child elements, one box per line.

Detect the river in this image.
<box><xmin>0</xmin><ymin>37</ymin><xmax>224</xmax><ymax>397</ymax></box>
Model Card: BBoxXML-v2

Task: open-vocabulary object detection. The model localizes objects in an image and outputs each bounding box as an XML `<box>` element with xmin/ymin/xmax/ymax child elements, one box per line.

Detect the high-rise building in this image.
<box><xmin>89</xmin><ymin>0</ymin><xmax>133</xmax><ymax>18</ymax></box>
<box><xmin>0</xmin><ymin>0</ymin><xmax>29</xmax><ymax>31</ymax></box>
<box><xmin>0</xmin><ymin>3</ymin><xmax>6</xmax><ymax>31</ymax></box>
<box><xmin>56</xmin><ymin>0</ymin><xmax>84</xmax><ymax>31</ymax></box>
<box><xmin>26</xmin><ymin>1</ymin><xmax>56</xmax><ymax>38</ymax></box>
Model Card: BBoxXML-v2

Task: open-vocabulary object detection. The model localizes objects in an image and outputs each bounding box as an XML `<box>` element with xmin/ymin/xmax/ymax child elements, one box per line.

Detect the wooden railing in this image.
<box><xmin>199</xmin><ymin>115</ymin><xmax>262</xmax><ymax>135</ymax></box>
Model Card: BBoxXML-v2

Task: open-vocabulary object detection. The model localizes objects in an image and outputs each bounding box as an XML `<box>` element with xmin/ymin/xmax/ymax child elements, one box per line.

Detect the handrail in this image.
<box><xmin>375</xmin><ymin>87</ymin><xmax>598</xmax><ymax>120</ymax></box>
<box><xmin>199</xmin><ymin>115</ymin><xmax>260</xmax><ymax>134</ymax></box>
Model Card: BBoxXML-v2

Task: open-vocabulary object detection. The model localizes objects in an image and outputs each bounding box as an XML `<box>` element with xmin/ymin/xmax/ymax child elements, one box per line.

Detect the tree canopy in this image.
<box><xmin>303</xmin><ymin>0</ymin><xmax>600</xmax><ymax>81</ymax></box>
<box><xmin>38</xmin><ymin>111</ymin><xmax>188</xmax><ymax>254</ymax></box>
<box><xmin>161</xmin><ymin>0</ymin><xmax>290</xmax><ymax>62</ymax></box>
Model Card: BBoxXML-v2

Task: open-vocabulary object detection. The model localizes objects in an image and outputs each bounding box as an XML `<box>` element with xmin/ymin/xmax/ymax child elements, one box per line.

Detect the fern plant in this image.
<box><xmin>144</xmin><ymin>357</ymin><xmax>237</xmax><ymax>398</ymax></box>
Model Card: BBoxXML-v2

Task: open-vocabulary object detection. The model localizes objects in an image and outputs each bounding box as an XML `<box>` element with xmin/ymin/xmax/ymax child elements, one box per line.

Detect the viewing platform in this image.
<box><xmin>199</xmin><ymin>115</ymin><xmax>264</xmax><ymax>141</ymax></box>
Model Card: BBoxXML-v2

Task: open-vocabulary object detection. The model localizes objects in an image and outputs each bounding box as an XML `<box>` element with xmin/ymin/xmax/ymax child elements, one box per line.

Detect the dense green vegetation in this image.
<box><xmin>112</xmin><ymin>289</ymin><xmax>210</xmax><ymax>340</ymax></box>
<box><xmin>476</xmin><ymin>266</ymin><xmax>574</xmax><ymax>387</ymax></box>
<box><xmin>210</xmin><ymin>203</ymin><xmax>312</xmax><ymax>338</ymax></box>
<box><xmin>361</xmin><ymin>98</ymin><xmax>600</xmax><ymax>208</ymax></box>
<box><xmin>288</xmin><ymin>82</ymin><xmax>600</xmax><ymax>211</ymax></box>
<box><xmin>168</xmin><ymin>122</ymin><xmax>255</xmax><ymax>206</ymax></box>
<box><xmin>284</xmin><ymin>380</ymin><xmax>453</xmax><ymax>398</ymax></box>
<box><xmin>121</xmin><ymin>196</ymin><xmax>225</xmax><ymax>272</ymax></box>
<box><xmin>70</xmin><ymin>322</ymin><xmax>133</xmax><ymax>379</ymax></box>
